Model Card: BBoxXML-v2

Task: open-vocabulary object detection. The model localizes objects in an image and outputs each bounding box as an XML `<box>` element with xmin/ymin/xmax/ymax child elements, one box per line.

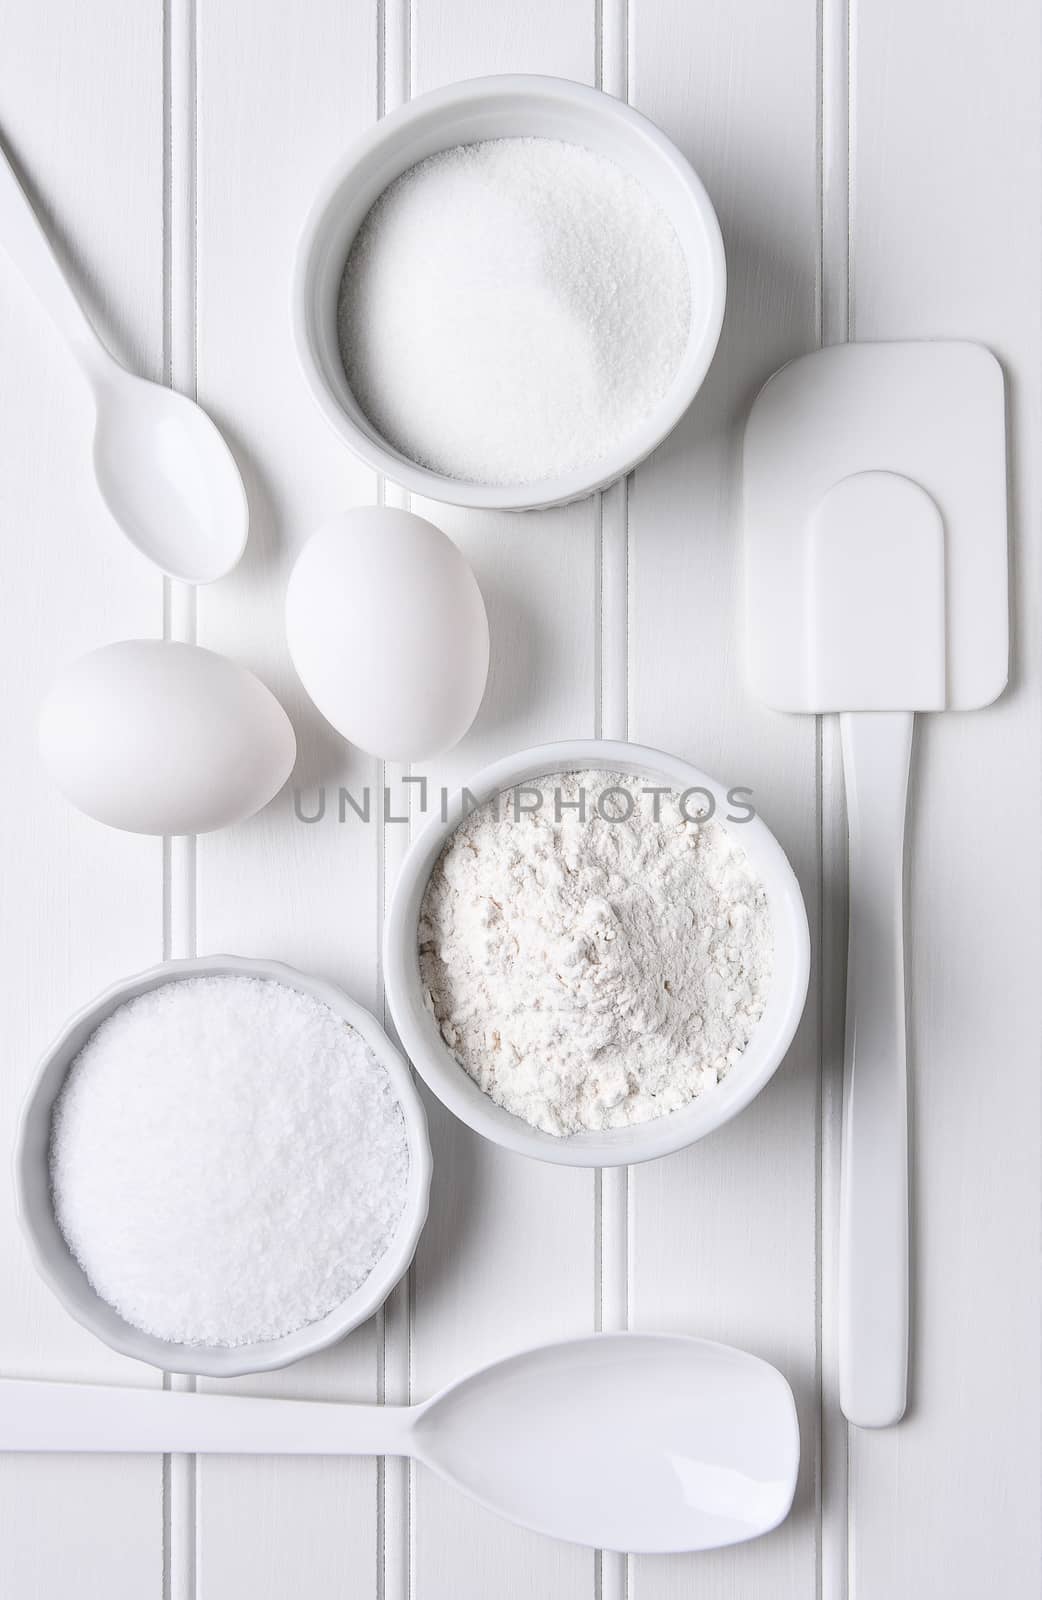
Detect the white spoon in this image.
<box><xmin>0</xmin><ymin>136</ymin><xmax>247</xmax><ymax>584</ymax></box>
<box><xmin>0</xmin><ymin>1333</ymin><xmax>798</xmax><ymax>1553</ymax></box>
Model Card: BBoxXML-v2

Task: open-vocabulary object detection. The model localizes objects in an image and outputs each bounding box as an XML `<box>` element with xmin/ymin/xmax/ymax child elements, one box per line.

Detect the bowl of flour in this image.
<box><xmin>384</xmin><ymin>741</ymin><xmax>809</xmax><ymax>1167</ymax></box>
<box><xmin>16</xmin><ymin>956</ymin><xmax>432</xmax><ymax>1376</ymax></box>
<box><xmin>294</xmin><ymin>74</ymin><xmax>725</xmax><ymax>511</ymax></box>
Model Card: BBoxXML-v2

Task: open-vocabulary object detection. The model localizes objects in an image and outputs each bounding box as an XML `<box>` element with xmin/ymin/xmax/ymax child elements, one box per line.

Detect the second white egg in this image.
<box><xmin>39</xmin><ymin>640</ymin><xmax>296</xmax><ymax>835</ymax></box>
<box><xmin>286</xmin><ymin>507</ymin><xmax>490</xmax><ymax>762</ymax></box>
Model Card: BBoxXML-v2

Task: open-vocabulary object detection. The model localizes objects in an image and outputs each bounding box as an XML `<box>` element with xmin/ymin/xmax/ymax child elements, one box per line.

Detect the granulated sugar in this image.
<box><xmin>338</xmin><ymin>138</ymin><xmax>691</xmax><ymax>485</ymax></box>
<box><xmin>50</xmin><ymin>976</ymin><xmax>410</xmax><ymax>1347</ymax></box>
<box><xmin>419</xmin><ymin>772</ymin><xmax>773</xmax><ymax>1135</ymax></box>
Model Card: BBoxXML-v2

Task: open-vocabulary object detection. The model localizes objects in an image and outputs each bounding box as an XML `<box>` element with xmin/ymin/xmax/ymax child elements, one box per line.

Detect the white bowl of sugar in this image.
<box><xmin>294</xmin><ymin>74</ymin><xmax>725</xmax><ymax>510</ymax></box>
<box><xmin>383</xmin><ymin>741</ymin><xmax>810</xmax><ymax>1168</ymax></box>
<box><xmin>16</xmin><ymin>956</ymin><xmax>432</xmax><ymax>1377</ymax></box>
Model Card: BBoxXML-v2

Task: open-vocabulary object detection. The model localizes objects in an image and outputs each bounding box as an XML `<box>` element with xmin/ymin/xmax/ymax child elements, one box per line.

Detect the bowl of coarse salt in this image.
<box><xmin>15</xmin><ymin>956</ymin><xmax>432</xmax><ymax>1376</ymax></box>
<box><xmin>384</xmin><ymin>740</ymin><xmax>810</xmax><ymax>1167</ymax></box>
<box><xmin>294</xmin><ymin>74</ymin><xmax>726</xmax><ymax>511</ymax></box>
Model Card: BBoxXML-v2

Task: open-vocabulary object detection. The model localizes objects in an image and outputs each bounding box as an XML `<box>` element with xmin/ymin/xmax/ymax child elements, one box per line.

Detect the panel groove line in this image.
<box><xmin>378</xmin><ymin>6</ymin><xmax>414</xmax><ymax>1595</ymax></box>
<box><xmin>818</xmin><ymin>1</ymin><xmax>851</xmax><ymax>1596</ymax></box>
<box><xmin>162</xmin><ymin>4</ymin><xmax>199</xmax><ymax>1599</ymax></box>
<box><xmin>596</xmin><ymin>6</ymin><xmax>631</xmax><ymax>1600</ymax></box>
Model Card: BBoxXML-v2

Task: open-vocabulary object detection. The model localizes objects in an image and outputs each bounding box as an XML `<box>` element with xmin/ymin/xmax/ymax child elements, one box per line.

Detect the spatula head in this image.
<box><xmin>743</xmin><ymin>341</ymin><xmax>1008</xmax><ymax>713</ymax></box>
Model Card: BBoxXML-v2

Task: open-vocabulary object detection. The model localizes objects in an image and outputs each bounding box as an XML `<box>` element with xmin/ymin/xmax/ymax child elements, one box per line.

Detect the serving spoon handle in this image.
<box><xmin>0</xmin><ymin>1378</ymin><xmax>417</xmax><ymax>1457</ymax></box>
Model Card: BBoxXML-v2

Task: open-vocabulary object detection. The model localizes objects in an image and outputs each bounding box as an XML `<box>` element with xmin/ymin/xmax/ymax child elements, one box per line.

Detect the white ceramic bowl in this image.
<box><xmin>15</xmin><ymin>955</ymin><xmax>432</xmax><ymax>1377</ymax></box>
<box><xmin>293</xmin><ymin>74</ymin><xmax>726</xmax><ymax>511</ymax></box>
<box><xmin>384</xmin><ymin>741</ymin><xmax>810</xmax><ymax>1167</ymax></box>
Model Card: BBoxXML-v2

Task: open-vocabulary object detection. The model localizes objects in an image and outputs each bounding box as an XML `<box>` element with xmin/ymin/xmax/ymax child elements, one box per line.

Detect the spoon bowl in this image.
<box><xmin>0</xmin><ymin>135</ymin><xmax>247</xmax><ymax>584</ymax></box>
<box><xmin>413</xmin><ymin>1334</ymin><xmax>800</xmax><ymax>1553</ymax></box>
<box><xmin>92</xmin><ymin>372</ymin><xmax>248</xmax><ymax>584</ymax></box>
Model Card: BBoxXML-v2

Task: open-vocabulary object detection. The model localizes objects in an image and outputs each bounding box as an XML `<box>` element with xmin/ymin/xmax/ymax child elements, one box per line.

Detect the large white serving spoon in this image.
<box><xmin>0</xmin><ymin>1334</ymin><xmax>799</xmax><ymax>1553</ymax></box>
<box><xmin>0</xmin><ymin>136</ymin><xmax>247</xmax><ymax>584</ymax></box>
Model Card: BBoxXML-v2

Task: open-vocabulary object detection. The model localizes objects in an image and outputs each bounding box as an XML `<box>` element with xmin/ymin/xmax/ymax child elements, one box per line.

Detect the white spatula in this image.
<box><xmin>744</xmin><ymin>342</ymin><xmax>1008</xmax><ymax>1427</ymax></box>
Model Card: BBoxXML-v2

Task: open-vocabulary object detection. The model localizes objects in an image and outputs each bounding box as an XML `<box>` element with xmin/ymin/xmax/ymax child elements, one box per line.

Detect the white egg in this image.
<box><xmin>286</xmin><ymin>507</ymin><xmax>490</xmax><ymax>761</ymax></box>
<box><xmin>39</xmin><ymin>641</ymin><xmax>297</xmax><ymax>835</ymax></box>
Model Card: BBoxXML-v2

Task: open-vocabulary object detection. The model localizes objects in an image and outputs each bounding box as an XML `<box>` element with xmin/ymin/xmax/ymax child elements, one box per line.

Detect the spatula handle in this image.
<box><xmin>838</xmin><ymin>709</ymin><xmax>913</xmax><ymax>1428</ymax></box>
<box><xmin>0</xmin><ymin>1379</ymin><xmax>415</xmax><ymax>1456</ymax></box>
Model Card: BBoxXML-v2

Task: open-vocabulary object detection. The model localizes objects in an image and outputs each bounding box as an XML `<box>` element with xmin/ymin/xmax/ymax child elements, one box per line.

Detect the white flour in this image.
<box><xmin>419</xmin><ymin>772</ymin><xmax>773</xmax><ymax>1135</ymax></box>
<box><xmin>338</xmin><ymin>138</ymin><xmax>691</xmax><ymax>485</ymax></box>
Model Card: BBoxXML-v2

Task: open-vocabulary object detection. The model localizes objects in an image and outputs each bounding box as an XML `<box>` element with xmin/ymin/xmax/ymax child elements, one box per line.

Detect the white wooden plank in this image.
<box><xmin>412</xmin><ymin>0</ymin><xmax>594</xmax><ymax>90</ymax></box>
<box><xmin>625</xmin><ymin>2</ymin><xmax>822</xmax><ymax>1597</ymax></box>
<box><xmin>404</xmin><ymin>14</ymin><xmax>600</xmax><ymax>1600</ymax></box>
<box><xmin>192</xmin><ymin>2</ymin><xmax>382</xmax><ymax>1596</ymax></box>
<box><xmin>0</xmin><ymin>1456</ymin><xmax>162</xmax><ymax>1600</ymax></box>
<box><xmin>0</xmin><ymin>1</ymin><xmax>166</xmax><ymax>1595</ymax></box>
<box><xmin>847</xmin><ymin>4</ymin><xmax>1041</xmax><ymax>1595</ymax></box>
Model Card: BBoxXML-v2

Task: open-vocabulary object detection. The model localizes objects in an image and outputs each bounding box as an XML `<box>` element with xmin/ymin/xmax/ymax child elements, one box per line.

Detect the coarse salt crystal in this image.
<box><xmin>49</xmin><ymin>975</ymin><xmax>410</xmax><ymax>1347</ymax></box>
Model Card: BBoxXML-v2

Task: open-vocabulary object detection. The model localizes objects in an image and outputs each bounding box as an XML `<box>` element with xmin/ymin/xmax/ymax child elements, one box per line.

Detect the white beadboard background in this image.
<box><xmin>0</xmin><ymin>1</ymin><xmax>1039</xmax><ymax>1597</ymax></box>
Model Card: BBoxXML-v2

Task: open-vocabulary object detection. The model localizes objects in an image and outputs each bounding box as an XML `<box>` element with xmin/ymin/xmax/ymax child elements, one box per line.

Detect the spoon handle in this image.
<box><xmin>0</xmin><ymin>135</ymin><xmax>112</xmax><ymax>381</ymax></box>
<box><xmin>0</xmin><ymin>1379</ymin><xmax>416</xmax><ymax>1457</ymax></box>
